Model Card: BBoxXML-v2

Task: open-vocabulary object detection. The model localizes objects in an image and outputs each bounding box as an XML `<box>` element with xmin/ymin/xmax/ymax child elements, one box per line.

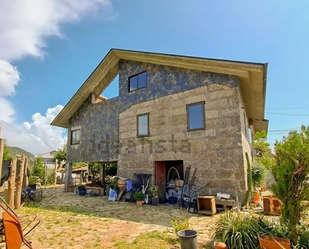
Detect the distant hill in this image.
<box><xmin>9</xmin><ymin>146</ymin><xmax>35</xmax><ymax>160</ymax></box>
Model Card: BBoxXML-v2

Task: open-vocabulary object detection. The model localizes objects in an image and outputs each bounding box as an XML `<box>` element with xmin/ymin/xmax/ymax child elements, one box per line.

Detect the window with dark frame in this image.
<box><xmin>129</xmin><ymin>72</ymin><xmax>147</xmax><ymax>92</ymax></box>
<box><xmin>71</xmin><ymin>129</ymin><xmax>81</xmax><ymax>145</ymax></box>
<box><xmin>187</xmin><ymin>102</ymin><xmax>206</xmax><ymax>131</ymax></box>
<box><xmin>137</xmin><ymin>113</ymin><xmax>149</xmax><ymax>137</ymax></box>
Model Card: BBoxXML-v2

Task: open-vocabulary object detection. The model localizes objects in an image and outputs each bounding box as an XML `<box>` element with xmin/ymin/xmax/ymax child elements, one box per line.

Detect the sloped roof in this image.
<box><xmin>51</xmin><ymin>49</ymin><xmax>268</xmax><ymax>133</ymax></box>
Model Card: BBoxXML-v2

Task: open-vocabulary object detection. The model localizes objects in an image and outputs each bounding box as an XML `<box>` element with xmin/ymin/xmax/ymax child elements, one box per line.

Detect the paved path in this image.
<box><xmin>20</xmin><ymin>185</ymin><xmax>219</xmax><ymax>248</ymax></box>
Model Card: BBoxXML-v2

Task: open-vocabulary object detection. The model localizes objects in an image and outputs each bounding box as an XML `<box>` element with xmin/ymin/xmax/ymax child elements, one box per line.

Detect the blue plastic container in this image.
<box><xmin>168</xmin><ymin>196</ymin><xmax>177</xmax><ymax>204</ymax></box>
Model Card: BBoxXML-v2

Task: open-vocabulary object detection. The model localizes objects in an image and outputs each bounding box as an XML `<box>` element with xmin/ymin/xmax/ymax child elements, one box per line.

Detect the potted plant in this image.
<box><xmin>259</xmin><ymin>235</ymin><xmax>291</xmax><ymax>249</ymax></box>
<box><xmin>133</xmin><ymin>191</ymin><xmax>145</xmax><ymax>206</ymax></box>
<box><xmin>150</xmin><ymin>185</ymin><xmax>159</xmax><ymax>206</ymax></box>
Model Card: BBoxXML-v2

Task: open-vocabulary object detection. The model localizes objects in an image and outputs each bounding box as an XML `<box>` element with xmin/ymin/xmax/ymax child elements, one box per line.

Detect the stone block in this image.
<box><xmin>185</xmin><ymin>94</ymin><xmax>207</xmax><ymax>104</ymax></box>
<box><xmin>220</xmin><ymin>107</ymin><xmax>239</xmax><ymax>117</ymax></box>
<box><xmin>209</xmin><ymin>88</ymin><xmax>236</xmax><ymax>100</ymax></box>
<box><xmin>207</xmin><ymin>98</ymin><xmax>230</xmax><ymax>110</ymax></box>
<box><xmin>205</xmin><ymin>110</ymin><xmax>219</xmax><ymax>119</ymax></box>
<box><xmin>171</xmin><ymin>115</ymin><xmax>187</xmax><ymax>125</ymax></box>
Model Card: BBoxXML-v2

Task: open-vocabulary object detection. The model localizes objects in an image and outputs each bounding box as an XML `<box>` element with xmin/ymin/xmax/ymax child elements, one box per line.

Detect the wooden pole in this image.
<box><xmin>22</xmin><ymin>158</ymin><xmax>29</xmax><ymax>188</ymax></box>
<box><xmin>103</xmin><ymin>164</ymin><xmax>106</xmax><ymax>196</ymax></box>
<box><xmin>8</xmin><ymin>158</ymin><xmax>17</xmax><ymax>208</ymax></box>
<box><xmin>15</xmin><ymin>156</ymin><xmax>26</xmax><ymax>209</ymax></box>
<box><xmin>54</xmin><ymin>159</ymin><xmax>58</xmax><ymax>185</ymax></box>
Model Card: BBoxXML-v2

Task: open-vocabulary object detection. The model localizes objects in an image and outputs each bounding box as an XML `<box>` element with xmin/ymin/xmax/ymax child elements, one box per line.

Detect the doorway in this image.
<box><xmin>155</xmin><ymin>160</ymin><xmax>184</xmax><ymax>202</ymax></box>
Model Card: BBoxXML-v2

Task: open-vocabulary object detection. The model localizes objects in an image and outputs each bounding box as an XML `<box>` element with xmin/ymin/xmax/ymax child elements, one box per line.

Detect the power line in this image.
<box><xmin>266</xmin><ymin>112</ymin><xmax>309</xmax><ymax>116</ymax></box>
<box><xmin>267</xmin><ymin>107</ymin><xmax>309</xmax><ymax>110</ymax></box>
<box><xmin>269</xmin><ymin>127</ymin><xmax>300</xmax><ymax>132</ymax></box>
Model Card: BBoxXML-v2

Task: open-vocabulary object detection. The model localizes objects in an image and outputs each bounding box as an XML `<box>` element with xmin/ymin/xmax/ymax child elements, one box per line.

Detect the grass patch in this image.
<box><xmin>113</xmin><ymin>231</ymin><xmax>178</xmax><ymax>249</ymax></box>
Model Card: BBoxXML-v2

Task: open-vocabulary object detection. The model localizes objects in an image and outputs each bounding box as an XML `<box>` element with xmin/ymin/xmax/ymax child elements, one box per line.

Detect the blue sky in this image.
<box><xmin>1</xmin><ymin>0</ymin><xmax>309</xmax><ymax>153</ymax></box>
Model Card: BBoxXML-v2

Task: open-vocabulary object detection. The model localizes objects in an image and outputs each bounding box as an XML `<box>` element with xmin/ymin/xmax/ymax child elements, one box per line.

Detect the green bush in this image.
<box><xmin>171</xmin><ymin>219</ymin><xmax>189</xmax><ymax>234</ymax></box>
<box><xmin>297</xmin><ymin>227</ymin><xmax>309</xmax><ymax>249</ymax></box>
<box><xmin>214</xmin><ymin>212</ymin><xmax>267</xmax><ymax>249</ymax></box>
<box><xmin>213</xmin><ymin>211</ymin><xmax>309</xmax><ymax>248</ymax></box>
<box><xmin>29</xmin><ymin>175</ymin><xmax>39</xmax><ymax>185</ymax></box>
<box><xmin>106</xmin><ymin>164</ymin><xmax>117</xmax><ymax>176</ymax></box>
<box><xmin>271</xmin><ymin>126</ymin><xmax>309</xmax><ymax>245</ymax></box>
<box><xmin>251</xmin><ymin>161</ymin><xmax>268</xmax><ymax>190</ymax></box>
<box><xmin>133</xmin><ymin>191</ymin><xmax>145</xmax><ymax>201</ymax></box>
<box><xmin>150</xmin><ymin>185</ymin><xmax>159</xmax><ymax>197</ymax></box>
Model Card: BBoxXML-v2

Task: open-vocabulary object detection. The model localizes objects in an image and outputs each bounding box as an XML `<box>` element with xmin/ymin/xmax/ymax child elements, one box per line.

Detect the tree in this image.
<box><xmin>252</xmin><ymin>130</ymin><xmax>274</xmax><ymax>169</ymax></box>
<box><xmin>53</xmin><ymin>145</ymin><xmax>67</xmax><ymax>184</ymax></box>
<box><xmin>3</xmin><ymin>144</ymin><xmax>13</xmax><ymax>161</ymax></box>
<box><xmin>53</xmin><ymin>145</ymin><xmax>67</xmax><ymax>165</ymax></box>
<box><xmin>30</xmin><ymin>157</ymin><xmax>46</xmax><ymax>184</ymax></box>
<box><xmin>250</xmin><ymin>131</ymin><xmax>272</xmax><ymax>191</ymax></box>
<box><xmin>271</xmin><ymin>125</ymin><xmax>309</xmax><ymax>245</ymax></box>
<box><xmin>88</xmin><ymin>162</ymin><xmax>100</xmax><ymax>180</ymax></box>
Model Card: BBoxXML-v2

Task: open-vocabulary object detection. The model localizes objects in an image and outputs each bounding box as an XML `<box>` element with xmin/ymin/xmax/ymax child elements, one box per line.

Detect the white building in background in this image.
<box><xmin>39</xmin><ymin>150</ymin><xmax>57</xmax><ymax>168</ymax></box>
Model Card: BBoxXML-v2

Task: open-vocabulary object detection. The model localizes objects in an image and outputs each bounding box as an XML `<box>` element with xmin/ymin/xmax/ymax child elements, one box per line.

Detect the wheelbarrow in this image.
<box><xmin>0</xmin><ymin>196</ymin><xmax>40</xmax><ymax>249</ymax></box>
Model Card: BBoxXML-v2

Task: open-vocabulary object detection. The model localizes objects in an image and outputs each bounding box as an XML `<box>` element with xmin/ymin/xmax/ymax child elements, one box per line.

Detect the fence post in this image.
<box><xmin>22</xmin><ymin>158</ymin><xmax>29</xmax><ymax>189</ymax></box>
<box><xmin>54</xmin><ymin>159</ymin><xmax>58</xmax><ymax>185</ymax></box>
<box><xmin>8</xmin><ymin>158</ymin><xmax>17</xmax><ymax>208</ymax></box>
<box><xmin>15</xmin><ymin>156</ymin><xmax>26</xmax><ymax>209</ymax></box>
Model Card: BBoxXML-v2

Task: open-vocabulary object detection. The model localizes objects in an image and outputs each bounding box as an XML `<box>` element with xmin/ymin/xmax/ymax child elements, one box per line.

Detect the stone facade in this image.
<box><xmin>68</xmin><ymin>60</ymin><xmax>239</xmax><ymax>162</ymax></box>
<box><xmin>67</xmin><ymin>59</ymin><xmax>250</xmax><ymax>201</ymax></box>
<box><xmin>118</xmin><ymin>85</ymin><xmax>247</xmax><ymax>201</ymax></box>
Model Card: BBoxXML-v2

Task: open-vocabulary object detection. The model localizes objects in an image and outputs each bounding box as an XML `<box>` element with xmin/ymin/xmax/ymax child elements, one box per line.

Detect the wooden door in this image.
<box><xmin>155</xmin><ymin>162</ymin><xmax>166</xmax><ymax>202</ymax></box>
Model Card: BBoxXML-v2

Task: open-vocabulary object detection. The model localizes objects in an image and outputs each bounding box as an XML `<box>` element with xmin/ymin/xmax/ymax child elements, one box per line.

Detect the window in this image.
<box><xmin>137</xmin><ymin>114</ymin><xmax>149</xmax><ymax>137</ymax></box>
<box><xmin>129</xmin><ymin>72</ymin><xmax>147</xmax><ymax>91</ymax></box>
<box><xmin>187</xmin><ymin>102</ymin><xmax>205</xmax><ymax>131</ymax></box>
<box><xmin>71</xmin><ymin>129</ymin><xmax>81</xmax><ymax>145</ymax></box>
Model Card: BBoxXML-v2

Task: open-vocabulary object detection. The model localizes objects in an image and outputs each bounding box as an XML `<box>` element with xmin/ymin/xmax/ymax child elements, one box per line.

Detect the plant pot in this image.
<box><xmin>259</xmin><ymin>235</ymin><xmax>291</xmax><ymax>249</ymax></box>
<box><xmin>152</xmin><ymin>197</ymin><xmax>159</xmax><ymax>206</ymax></box>
<box><xmin>168</xmin><ymin>196</ymin><xmax>177</xmax><ymax>204</ymax></box>
<box><xmin>177</xmin><ymin>230</ymin><xmax>197</xmax><ymax>249</ymax></box>
<box><xmin>117</xmin><ymin>179</ymin><xmax>126</xmax><ymax>189</ymax></box>
<box><xmin>136</xmin><ymin>200</ymin><xmax>144</xmax><ymax>206</ymax></box>
<box><xmin>215</xmin><ymin>242</ymin><xmax>228</xmax><ymax>249</ymax></box>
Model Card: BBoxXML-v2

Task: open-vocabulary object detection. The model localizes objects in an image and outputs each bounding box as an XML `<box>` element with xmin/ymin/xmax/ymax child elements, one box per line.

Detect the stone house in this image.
<box><xmin>51</xmin><ymin>49</ymin><xmax>268</xmax><ymax>203</ymax></box>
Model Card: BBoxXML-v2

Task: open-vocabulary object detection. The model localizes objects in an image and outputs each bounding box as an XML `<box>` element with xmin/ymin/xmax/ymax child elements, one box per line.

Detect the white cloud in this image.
<box><xmin>0</xmin><ymin>0</ymin><xmax>116</xmax><ymax>61</ymax></box>
<box><xmin>0</xmin><ymin>98</ymin><xmax>15</xmax><ymax>123</ymax></box>
<box><xmin>0</xmin><ymin>60</ymin><xmax>20</xmax><ymax>97</ymax></box>
<box><xmin>1</xmin><ymin>105</ymin><xmax>66</xmax><ymax>154</ymax></box>
<box><xmin>0</xmin><ymin>0</ymin><xmax>116</xmax><ymax>153</ymax></box>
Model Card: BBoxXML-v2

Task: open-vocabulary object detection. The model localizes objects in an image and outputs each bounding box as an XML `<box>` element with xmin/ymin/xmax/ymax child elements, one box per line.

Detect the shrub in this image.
<box><xmin>271</xmin><ymin>125</ymin><xmax>309</xmax><ymax>245</ymax></box>
<box><xmin>29</xmin><ymin>175</ymin><xmax>39</xmax><ymax>185</ymax></box>
<box><xmin>213</xmin><ymin>212</ymin><xmax>267</xmax><ymax>249</ymax></box>
<box><xmin>251</xmin><ymin>161</ymin><xmax>268</xmax><ymax>190</ymax></box>
<box><xmin>150</xmin><ymin>185</ymin><xmax>159</xmax><ymax>197</ymax></box>
<box><xmin>133</xmin><ymin>191</ymin><xmax>145</xmax><ymax>201</ymax></box>
<box><xmin>171</xmin><ymin>219</ymin><xmax>189</xmax><ymax>234</ymax></box>
<box><xmin>297</xmin><ymin>227</ymin><xmax>309</xmax><ymax>249</ymax></box>
<box><xmin>106</xmin><ymin>164</ymin><xmax>117</xmax><ymax>176</ymax></box>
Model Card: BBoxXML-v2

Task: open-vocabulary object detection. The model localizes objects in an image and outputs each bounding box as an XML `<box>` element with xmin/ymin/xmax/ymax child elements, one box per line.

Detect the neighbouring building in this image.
<box><xmin>39</xmin><ymin>150</ymin><xmax>57</xmax><ymax>168</ymax></box>
<box><xmin>51</xmin><ymin>49</ymin><xmax>268</xmax><ymax>203</ymax></box>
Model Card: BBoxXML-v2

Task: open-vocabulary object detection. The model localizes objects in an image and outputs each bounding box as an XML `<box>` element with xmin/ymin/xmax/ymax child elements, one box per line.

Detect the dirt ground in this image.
<box><xmin>14</xmin><ymin>185</ymin><xmax>219</xmax><ymax>249</ymax></box>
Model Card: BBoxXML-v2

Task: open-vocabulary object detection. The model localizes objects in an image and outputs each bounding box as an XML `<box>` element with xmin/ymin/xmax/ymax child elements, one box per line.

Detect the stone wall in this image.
<box><xmin>118</xmin><ymin>84</ymin><xmax>247</xmax><ymax>201</ymax></box>
<box><xmin>68</xmin><ymin>96</ymin><xmax>120</xmax><ymax>162</ymax></box>
<box><xmin>67</xmin><ymin>60</ymin><xmax>239</xmax><ymax>163</ymax></box>
<box><xmin>238</xmin><ymin>91</ymin><xmax>252</xmax><ymax>191</ymax></box>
